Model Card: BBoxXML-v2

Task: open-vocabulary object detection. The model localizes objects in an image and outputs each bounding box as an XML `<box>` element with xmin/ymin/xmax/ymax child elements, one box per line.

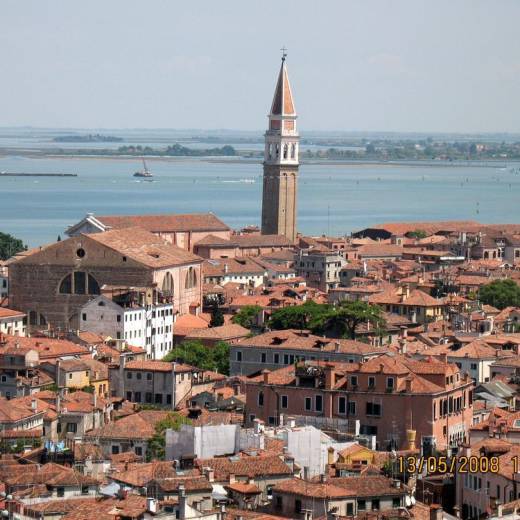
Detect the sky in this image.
<box><xmin>2</xmin><ymin>0</ymin><xmax>520</xmax><ymax>133</ymax></box>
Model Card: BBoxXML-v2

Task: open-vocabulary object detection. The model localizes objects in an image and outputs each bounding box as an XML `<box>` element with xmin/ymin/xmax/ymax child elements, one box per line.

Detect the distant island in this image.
<box><xmin>56</xmin><ymin>143</ymin><xmax>237</xmax><ymax>157</ymax></box>
<box><xmin>53</xmin><ymin>133</ymin><xmax>123</xmax><ymax>143</ymax></box>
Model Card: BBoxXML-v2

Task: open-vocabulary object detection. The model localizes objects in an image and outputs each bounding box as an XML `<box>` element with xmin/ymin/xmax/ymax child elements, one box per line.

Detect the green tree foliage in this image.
<box><xmin>162</xmin><ymin>340</ymin><xmax>230</xmax><ymax>374</ymax></box>
<box><xmin>0</xmin><ymin>232</ymin><xmax>27</xmax><ymax>261</ymax></box>
<box><xmin>408</xmin><ymin>229</ymin><xmax>428</xmax><ymax>239</ymax></box>
<box><xmin>479</xmin><ymin>279</ymin><xmax>520</xmax><ymax>310</ymax></box>
<box><xmin>310</xmin><ymin>301</ymin><xmax>386</xmax><ymax>340</ymax></box>
<box><xmin>231</xmin><ymin>305</ymin><xmax>262</xmax><ymax>329</ymax></box>
<box><xmin>269</xmin><ymin>301</ymin><xmax>331</xmax><ymax>330</ymax></box>
<box><xmin>209</xmin><ymin>302</ymin><xmax>224</xmax><ymax>327</ymax></box>
<box><xmin>146</xmin><ymin>412</ymin><xmax>191</xmax><ymax>461</ymax></box>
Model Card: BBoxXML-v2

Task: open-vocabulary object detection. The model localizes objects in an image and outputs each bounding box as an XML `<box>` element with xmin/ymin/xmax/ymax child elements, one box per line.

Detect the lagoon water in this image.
<box><xmin>1</xmin><ymin>154</ymin><xmax>519</xmax><ymax>247</ymax></box>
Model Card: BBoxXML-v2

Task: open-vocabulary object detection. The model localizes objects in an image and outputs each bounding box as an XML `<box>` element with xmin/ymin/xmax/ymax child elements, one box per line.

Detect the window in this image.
<box><xmin>366</xmin><ymin>402</ymin><xmax>382</xmax><ymax>416</ymax></box>
<box><xmin>136</xmin><ymin>372</ymin><xmax>142</xmax><ymax>380</ymax></box>
<box><xmin>471</xmin><ymin>363</ymin><xmax>477</xmax><ymax>370</ymax></box>
<box><xmin>372</xmin><ymin>499</ymin><xmax>380</xmax><ymax>511</ymax></box>
<box><xmin>393</xmin><ymin>498</ymin><xmax>401</xmax><ymax>508</ymax></box>
<box><xmin>111</xmin><ymin>445</ymin><xmax>120</xmax><ymax>455</ymax></box>
<box><xmin>134</xmin><ymin>392</ymin><xmax>141</xmax><ymax>402</ymax></box>
<box><xmin>185</xmin><ymin>267</ymin><xmax>197</xmax><ymax>289</ymax></box>
<box><xmin>57</xmin><ymin>487</ymin><xmax>65</xmax><ymax>497</ymax></box>
<box><xmin>295</xmin><ymin>499</ymin><xmax>302</xmax><ymax>514</ymax></box>
<box><xmin>66</xmin><ymin>422</ymin><xmax>77</xmax><ymax>433</ymax></box>
<box><xmin>274</xmin><ymin>353</ymin><xmax>280</xmax><ymax>364</ymax></box>
<box><xmin>281</xmin><ymin>395</ymin><xmax>288</xmax><ymax>409</ymax></box>
<box><xmin>126</xmin><ymin>391</ymin><xmax>132</xmax><ymax>401</ymax></box>
<box><xmin>82</xmin><ymin>313</ymin><xmax>87</xmax><ymax>321</ymax></box>
<box><xmin>358</xmin><ymin>500</ymin><xmax>366</xmax><ymax>511</ymax></box>
<box><xmin>68</xmin><ymin>373</ymin><xmax>72</xmax><ymax>379</ymax></box>
<box><xmin>315</xmin><ymin>395</ymin><xmax>323</xmax><ymax>412</ymax></box>
<box><xmin>117</xmin><ymin>315</ymin><xmax>121</xmax><ymax>322</ymax></box>
<box><xmin>162</xmin><ymin>272</ymin><xmax>174</xmax><ymax>296</ymax></box>
<box><xmin>147</xmin><ymin>372</ymin><xmax>152</xmax><ymax>381</ymax></box>
<box><xmin>350</xmin><ymin>375</ymin><xmax>358</xmax><ymax>387</ymax></box>
<box><xmin>236</xmin><ymin>351</ymin><xmax>242</xmax><ymax>362</ymax></box>
<box><xmin>81</xmin><ymin>485</ymin><xmax>89</xmax><ymax>495</ymax></box>
<box><xmin>135</xmin><ymin>446</ymin><xmax>143</xmax><ymax>456</ymax></box>
<box><xmin>386</xmin><ymin>377</ymin><xmax>395</xmax><ymax>389</ymax></box>
<box><xmin>59</xmin><ymin>272</ymin><xmax>100</xmax><ymax>295</ymax></box>
<box><xmin>348</xmin><ymin>401</ymin><xmax>356</xmax><ymax>415</ymax></box>
<box><xmin>258</xmin><ymin>391</ymin><xmax>264</xmax><ymax>406</ymax></box>
<box><xmin>145</xmin><ymin>392</ymin><xmax>153</xmax><ymax>403</ymax></box>
<box><xmin>166</xmin><ymin>394</ymin><xmax>172</xmax><ymax>405</ymax></box>
<box><xmin>127</xmin><ymin>372</ymin><xmax>132</xmax><ymax>379</ymax></box>
<box><xmin>305</xmin><ymin>397</ymin><xmax>312</xmax><ymax>411</ymax></box>
<box><xmin>368</xmin><ymin>376</ymin><xmax>376</xmax><ymax>388</ymax></box>
<box><xmin>275</xmin><ymin>496</ymin><xmax>282</xmax><ymax>509</ymax></box>
<box><xmin>261</xmin><ymin>352</ymin><xmax>267</xmax><ymax>363</ymax></box>
<box><xmin>338</xmin><ymin>396</ymin><xmax>347</xmax><ymax>414</ymax></box>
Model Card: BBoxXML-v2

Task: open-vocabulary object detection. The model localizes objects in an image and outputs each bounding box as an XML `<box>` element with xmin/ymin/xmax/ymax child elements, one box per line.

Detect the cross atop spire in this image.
<box><xmin>281</xmin><ymin>46</ymin><xmax>287</xmax><ymax>62</ymax></box>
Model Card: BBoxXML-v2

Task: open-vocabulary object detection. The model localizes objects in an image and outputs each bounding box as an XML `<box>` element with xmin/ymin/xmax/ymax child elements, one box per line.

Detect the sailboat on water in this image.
<box><xmin>133</xmin><ymin>159</ymin><xmax>153</xmax><ymax>179</ymax></box>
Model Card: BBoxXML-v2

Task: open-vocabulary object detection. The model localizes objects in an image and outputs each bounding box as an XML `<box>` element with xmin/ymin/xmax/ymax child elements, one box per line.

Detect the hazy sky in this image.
<box><xmin>2</xmin><ymin>0</ymin><xmax>520</xmax><ymax>133</ymax></box>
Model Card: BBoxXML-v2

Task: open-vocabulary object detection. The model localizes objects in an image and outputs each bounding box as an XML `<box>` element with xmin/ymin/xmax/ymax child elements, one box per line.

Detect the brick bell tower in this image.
<box><xmin>261</xmin><ymin>50</ymin><xmax>299</xmax><ymax>242</ymax></box>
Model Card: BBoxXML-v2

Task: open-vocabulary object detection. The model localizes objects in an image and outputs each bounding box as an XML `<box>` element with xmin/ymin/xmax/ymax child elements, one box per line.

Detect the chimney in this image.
<box><xmin>204</xmin><ymin>467</ymin><xmax>215</xmax><ymax>483</ymax></box>
<box><xmin>303</xmin><ymin>466</ymin><xmax>310</xmax><ymax>481</ymax></box>
<box><xmin>224</xmin><ymin>263</ymin><xmax>229</xmax><ymax>274</ymax></box>
<box><xmin>253</xmin><ymin>419</ymin><xmax>264</xmax><ymax>434</ymax></box>
<box><xmin>429</xmin><ymin>504</ymin><xmax>443</xmax><ymax>520</ymax></box>
<box><xmin>229</xmin><ymin>473</ymin><xmax>236</xmax><ymax>484</ymax></box>
<box><xmin>327</xmin><ymin>446</ymin><xmax>335</xmax><ymax>466</ymax></box>
<box><xmin>399</xmin><ymin>325</ymin><xmax>408</xmax><ymax>339</ymax></box>
<box><xmin>146</xmin><ymin>498</ymin><xmax>157</xmax><ymax>514</ymax></box>
<box><xmin>324</xmin><ymin>364</ymin><xmax>335</xmax><ymax>389</ymax></box>
<box><xmin>31</xmin><ymin>399</ymin><xmax>37</xmax><ymax>412</ymax></box>
<box><xmin>405</xmin><ymin>377</ymin><xmax>413</xmax><ymax>392</ymax></box>
<box><xmin>334</xmin><ymin>341</ymin><xmax>340</xmax><ymax>353</ymax></box>
<box><xmin>178</xmin><ymin>484</ymin><xmax>187</xmax><ymax>519</ymax></box>
<box><xmin>398</xmin><ymin>339</ymin><xmax>407</xmax><ymax>354</ymax></box>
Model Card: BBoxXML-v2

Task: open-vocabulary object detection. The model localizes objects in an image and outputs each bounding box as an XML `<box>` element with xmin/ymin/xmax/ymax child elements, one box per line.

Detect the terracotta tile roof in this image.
<box><xmin>448</xmin><ymin>340</ymin><xmax>502</xmax><ymax>359</ymax></box>
<box><xmin>85</xmin><ymin>227</ymin><xmax>202</xmax><ymax>268</ymax></box>
<box><xmin>185</xmin><ymin>323</ymin><xmax>250</xmax><ymax>341</ymax></box>
<box><xmin>195</xmin><ymin>454</ymin><xmax>292</xmax><ymax>481</ymax></box>
<box><xmin>234</xmin><ymin>234</ymin><xmax>294</xmax><ymax>247</ymax></box>
<box><xmin>124</xmin><ymin>360</ymin><xmax>193</xmax><ymax>373</ymax></box>
<box><xmin>203</xmin><ymin>258</ymin><xmax>266</xmax><ymax>276</ymax></box>
<box><xmin>329</xmin><ymin>475</ymin><xmax>408</xmax><ymax>497</ymax></box>
<box><xmin>110</xmin><ymin>460</ymin><xmax>200</xmax><ymax>487</ymax></box>
<box><xmin>0</xmin><ymin>335</ymin><xmax>89</xmax><ymax>359</ymax></box>
<box><xmin>225</xmin><ymin>482</ymin><xmax>261</xmax><ymax>494</ymax></box>
<box><xmin>237</xmin><ymin>329</ymin><xmax>381</xmax><ymax>356</ymax></box>
<box><xmin>97</xmin><ymin>213</ymin><xmax>230</xmax><ymax>233</ymax></box>
<box><xmin>274</xmin><ymin>477</ymin><xmax>355</xmax><ymax>498</ymax></box>
<box><xmin>60</xmin><ymin>495</ymin><xmax>148</xmax><ymax>520</ymax></box>
<box><xmin>0</xmin><ymin>307</ymin><xmax>25</xmax><ymax>319</ymax></box>
<box><xmin>85</xmin><ymin>410</ymin><xmax>171</xmax><ymax>440</ymax></box>
<box><xmin>368</xmin><ymin>221</ymin><xmax>482</xmax><ymax>236</ymax></box>
<box><xmin>0</xmin><ymin>396</ymin><xmax>43</xmax><ymax>423</ymax></box>
<box><xmin>369</xmin><ymin>288</ymin><xmax>444</xmax><ymax>307</ymax></box>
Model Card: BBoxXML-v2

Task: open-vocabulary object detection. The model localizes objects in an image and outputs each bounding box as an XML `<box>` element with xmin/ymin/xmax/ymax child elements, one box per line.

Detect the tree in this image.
<box><xmin>232</xmin><ymin>305</ymin><xmax>262</xmax><ymax>329</ymax></box>
<box><xmin>408</xmin><ymin>229</ymin><xmax>428</xmax><ymax>239</ymax></box>
<box><xmin>162</xmin><ymin>340</ymin><xmax>230</xmax><ymax>375</ymax></box>
<box><xmin>209</xmin><ymin>302</ymin><xmax>224</xmax><ymax>327</ymax></box>
<box><xmin>146</xmin><ymin>412</ymin><xmax>191</xmax><ymax>461</ymax></box>
<box><xmin>311</xmin><ymin>301</ymin><xmax>386</xmax><ymax>340</ymax></box>
<box><xmin>0</xmin><ymin>232</ymin><xmax>27</xmax><ymax>261</ymax></box>
<box><xmin>269</xmin><ymin>301</ymin><xmax>331</xmax><ymax>330</ymax></box>
<box><xmin>479</xmin><ymin>279</ymin><xmax>520</xmax><ymax>310</ymax></box>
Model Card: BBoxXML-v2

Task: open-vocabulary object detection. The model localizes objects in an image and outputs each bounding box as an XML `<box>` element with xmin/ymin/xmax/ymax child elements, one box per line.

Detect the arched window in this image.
<box><xmin>291</xmin><ymin>143</ymin><xmax>296</xmax><ymax>159</ymax></box>
<box><xmin>275</xmin><ymin>144</ymin><xmax>279</xmax><ymax>157</ymax></box>
<box><xmin>484</xmin><ymin>251</ymin><xmax>489</xmax><ymax>259</ymax></box>
<box><xmin>258</xmin><ymin>391</ymin><xmax>264</xmax><ymax>406</ymax></box>
<box><xmin>59</xmin><ymin>272</ymin><xmax>100</xmax><ymax>295</ymax></box>
<box><xmin>268</xmin><ymin>144</ymin><xmax>272</xmax><ymax>159</ymax></box>
<box><xmin>29</xmin><ymin>311</ymin><xmax>38</xmax><ymax>326</ymax></box>
<box><xmin>283</xmin><ymin>144</ymin><xmax>288</xmax><ymax>159</ymax></box>
<box><xmin>185</xmin><ymin>267</ymin><xmax>197</xmax><ymax>289</ymax></box>
<box><xmin>162</xmin><ymin>272</ymin><xmax>174</xmax><ymax>296</ymax></box>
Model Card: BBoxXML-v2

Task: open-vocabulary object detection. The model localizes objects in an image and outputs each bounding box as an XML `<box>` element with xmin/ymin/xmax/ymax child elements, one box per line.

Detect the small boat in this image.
<box><xmin>133</xmin><ymin>159</ymin><xmax>153</xmax><ymax>178</ymax></box>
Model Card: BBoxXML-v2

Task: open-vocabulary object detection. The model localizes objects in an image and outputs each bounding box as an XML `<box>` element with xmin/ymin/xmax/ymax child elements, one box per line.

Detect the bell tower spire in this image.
<box><xmin>261</xmin><ymin>51</ymin><xmax>299</xmax><ymax>242</ymax></box>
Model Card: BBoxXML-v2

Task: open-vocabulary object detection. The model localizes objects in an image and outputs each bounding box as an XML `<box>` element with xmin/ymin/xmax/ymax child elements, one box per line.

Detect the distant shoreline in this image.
<box><xmin>0</xmin><ymin>149</ymin><xmax>514</xmax><ymax>169</ymax></box>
